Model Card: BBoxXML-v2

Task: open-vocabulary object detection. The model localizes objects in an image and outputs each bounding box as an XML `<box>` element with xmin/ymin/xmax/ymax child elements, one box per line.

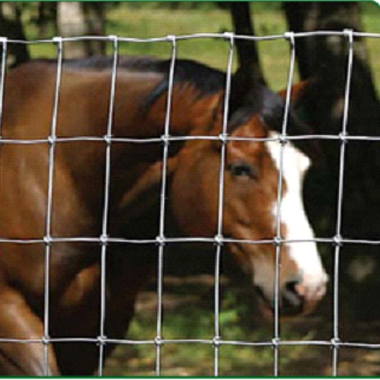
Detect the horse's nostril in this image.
<box><xmin>281</xmin><ymin>280</ymin><xmax>304</xmax><ymax>315</ymax></box>
<box><xmin>285</xmin><ymin>280</ymin><xmax>299</xmax><ymax>295</ymax></box>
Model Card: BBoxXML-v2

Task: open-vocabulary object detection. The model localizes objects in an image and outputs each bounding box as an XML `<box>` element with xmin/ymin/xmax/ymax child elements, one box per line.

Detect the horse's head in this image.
<box><xmin>169</xmin><ymin>80</ymin><xmax>327</xmax><ymax>316</ymax></box>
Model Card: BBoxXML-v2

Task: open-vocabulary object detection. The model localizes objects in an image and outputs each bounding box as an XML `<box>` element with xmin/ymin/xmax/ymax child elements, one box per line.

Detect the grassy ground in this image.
<box><xmin>19</xmin><ymin>3</ymin><xmax>380</xmax><ymax>376</ymax></box>
<box><xmin>103</xmin><ymin>279</ymin><xmax>323</xmax><ymax>377</ymax></box>
<box><xmin>103</xmin><ymin>277</ymin><xmax>380</xmax><ymax>377</ymax></box>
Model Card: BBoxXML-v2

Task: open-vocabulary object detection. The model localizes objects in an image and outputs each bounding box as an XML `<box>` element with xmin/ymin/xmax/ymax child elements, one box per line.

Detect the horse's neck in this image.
<box><xmin>5</xmin><ymin>62</ymin><xmax>221</xmax><ymax>139</ymax></box>
<box><xmin>56</xmin><ymin>70</ymin><xmax>163</xmax><ymax>138</ymax></box>
<box><xmin>3</xmin><ymin>63</ymin><xmax>222</xmax><ymax>221</ymax></box>
<box><xmin>57</xmin><ymin>69</ymin><xmax>221</xmax><ymax>138</ymax></box>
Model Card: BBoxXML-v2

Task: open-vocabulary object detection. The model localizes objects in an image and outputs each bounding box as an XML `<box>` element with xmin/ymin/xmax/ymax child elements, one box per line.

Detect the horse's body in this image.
<box><xmin>0</xmin><ymin>56</ymin><xmax>327</xmax><ymax>375</ymax></box>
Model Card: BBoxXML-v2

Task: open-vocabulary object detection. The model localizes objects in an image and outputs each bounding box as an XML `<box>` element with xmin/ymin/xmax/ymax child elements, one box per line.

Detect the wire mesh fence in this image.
<box><xmin>0</xmin><ymin>30</ymin><xmax>380</xmax><ymax>376</ymax></box>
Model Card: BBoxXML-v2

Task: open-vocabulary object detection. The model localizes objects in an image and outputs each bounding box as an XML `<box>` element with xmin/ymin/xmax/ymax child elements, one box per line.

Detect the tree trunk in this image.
<box><xmin>82</xmin><ymin>3</ymin><xmax>106</xmax><ymax>56</ymax></box>
<box><xmin>283</xmin><ymin>2</ymin><xmax>366</xmax><ymax>79</ymax></box>
<box><xmin>36</xmin><ymin>2</ymin><xmax>57</xmax><ymax>38</ymax></box>
<box><xmin>229</xmin><ymin>2</ymin><xmax>265</xmax><ymax>84</ymax></box>
<box><xmin>57</xmin><ymin>2</ymin><xmax>105</xmax><ymax>59</ymax></box>
<box><xmin>0</xmin><ymin>3</ymin><xmax>30</xmax><ymax>67</ymax></box>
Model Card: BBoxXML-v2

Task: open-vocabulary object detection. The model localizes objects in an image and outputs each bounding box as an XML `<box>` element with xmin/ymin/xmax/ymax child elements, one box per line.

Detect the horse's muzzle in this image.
<box><xmin>256</xmin><ymin>279</ymin><xmax>327</xmax><ymax>316</ymax></box>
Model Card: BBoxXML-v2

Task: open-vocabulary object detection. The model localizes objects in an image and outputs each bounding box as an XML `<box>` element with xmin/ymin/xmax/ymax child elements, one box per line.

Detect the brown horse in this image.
<box><xmin>0</xmin><ymin>56</ymin><xmax>327</xmax><ymax>375</ymax></box>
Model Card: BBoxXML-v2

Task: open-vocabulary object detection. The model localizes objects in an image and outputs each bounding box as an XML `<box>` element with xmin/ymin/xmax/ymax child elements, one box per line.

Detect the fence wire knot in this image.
<box><xmin>339</xmin><ymin>132</ymin><xmax>348</xmax><ymax>144</ymax></box>
<box><xmin>214</xmin><ymin>234</ymin><xmax>223</xmax><ymax>247</ymax></box>
<box><xmin>100</xmin><ymin>234</ymin><xmax>108</xmax><ymax>246</ymax></box>
<box><xmin>41</xmin><ymin>336</ymin><xmax>50</xmax><ymax>345</ymax></box>
<box><xmin>43</xmin><ymin>236</ymin><xmax>52</xmax><ymax>246</ymax></box>
<box><xmin>331</xmin><ymin>338</ymin><xmax>341</xmax><ymax>349</ymax></box>
<box><xmin>166</xmin><ymin>34</ymin><xmax>177</xmax><ymax>48</ymax></box>
<box><xmin>108</xmin><ymin>35</ymin><xmax>118</xmax><ymax>44</ymax></box>
<box><xmin>272</xmin><ymin>337</ymin><xmax>281</xmax><ymax>348</ymax></box>
<box><xmin>52</xmin><ymin>36</ymin><xmax>63</xmax><ymax>51</ymax></box>
<box><xmin>212</xmin><ymin>336</ymin><xmax>221</xmax><ymax>347</ymax></box>
<box><xmin>332</xmin><ymin>235</ymin><xmax>343</xmax><ymax>247</ymax></box>
<box><xmin>156</xmin><ymin>235</ymin><xmax>165</xmax><ymax>247</ymax></box>
<box><xmin>343</xmin><ymin>29</ymin><xmax>354</xmax><ymax>46</ymax></box>
<box><xmin>47</xmin><ymin>135</ymin><xmax>56</xmax><ymax>146</ymax></box>
<box><xmin>273</xmin><ymin>236</ymin><xmax>282</xmax><ymax>247</ymax></box>
<box><xmin>223</xmin><ymin>32</ymin><xmax>235</xmax><ymax>48</ymax></box>
<box><xmin>218</xmin><ymin>133</ymin><xmax>228</xmax><ymax>145</ymax></box>
<box><xmin>97</xmin><ymin>335</ymin><xmax>107</xmax><ymax>346</ymax></box>
<box><xmin>103</xmin><ymin>134</ymin><xmax>112</xmax><ymax>146</ymax></box>
<box><xmin>109</xmin><ymin>36</ymin><xmax>118</xmax><ymax>51</ymax></box>
<box><xmin>278</xmin><ymin>133</ymin><xmax>288</xmax><ymax>145</ymax></box>
<box><xmin>284</xmin><ymin>31</ymin><xmax>295</xmax><ymax>47</ymax></box>
<box><xmin>160</xmin><ymin>134</ymin><xmax>170</xmax><ymax>147</ymax></box>
<box><xmin>154</xmin><ymin>336</ymin><xmax>163</xmax><ymax>347</ymax></box>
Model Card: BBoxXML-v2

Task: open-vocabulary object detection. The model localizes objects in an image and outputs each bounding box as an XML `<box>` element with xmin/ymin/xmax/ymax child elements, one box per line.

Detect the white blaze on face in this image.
<box><xmin>263</xmin><ymin>132</ymin><xmax>328</xmax><ymax>300</ymax></box>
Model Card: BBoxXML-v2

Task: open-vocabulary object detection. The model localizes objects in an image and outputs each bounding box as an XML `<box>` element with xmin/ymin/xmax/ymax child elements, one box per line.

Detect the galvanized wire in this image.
<box><xmin>42</xmin><ymin>36</ymin><xmax>63</xmax><ymax>376</ymax></box>
<box><xmin>154</xmin><ymin>34</ymin><xmax>177</xmax><ymax>377</ymax></box>
<box><xmin>0</xmin><ymin>30</ymin><xmax>372</xmax><ymax>376</ymax></box>
<box><xmin>97</xmin><ymin>35</ymin><xmax>119</xmax><ymax>377</ymax></box>
<box><xmin>271</xmin><ymin>30</ymin><xmax>297</xmax><ymax>377</ymax></box>
<box><xmin>211</xmin><ymin>31</ymin><xmax>235</xmax><ymax>377</ymax></box>
<box><xmin>331</xmin><ymin>29</ymin><xmax>355</xmax><ymax>377</ymax></box>
<box><xmin>0</xmin><ymin>38</ymin><xmax>7</xmax><ymax>134</ymax></box>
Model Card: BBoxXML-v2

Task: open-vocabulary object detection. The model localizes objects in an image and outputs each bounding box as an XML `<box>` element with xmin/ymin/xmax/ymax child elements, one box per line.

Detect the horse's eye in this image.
<box><xmin>227</xmin><ymin>162</ymin><xmax>255</xmax><ymax>178</ymax></box>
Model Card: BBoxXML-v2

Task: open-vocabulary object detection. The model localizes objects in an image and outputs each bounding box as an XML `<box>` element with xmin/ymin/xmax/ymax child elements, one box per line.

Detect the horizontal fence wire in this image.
<box><xmin>2</xmin><ymin>30</ymin><xmax>380</xmax><ymax>45</ymax></box>
<box><xmin>0</xmin><ymin>30</ymin><xmax>378</xmax><ymax>376</ymax></box>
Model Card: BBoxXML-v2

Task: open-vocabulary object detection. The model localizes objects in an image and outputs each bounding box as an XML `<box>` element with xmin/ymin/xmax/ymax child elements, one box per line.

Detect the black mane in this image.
<box><xmin>35</xmin><ymin>55</ymin><xmax>317</xmax><ymax>159</ymax></box>
<box><xmin>61</xmin><ymin>55</ymin><xmax>226</xmax><ymax>100</ymax></box>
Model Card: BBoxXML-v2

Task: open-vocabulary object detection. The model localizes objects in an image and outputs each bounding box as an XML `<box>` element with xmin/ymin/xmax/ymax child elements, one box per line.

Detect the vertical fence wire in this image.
<box><xmin>212</xmin><ymin>32</ymin><xmax>235</xmax><ymax>377</ymax></box>
<box><xmin>97</xmin><ymin>35</ymin><xmax>119</xmax><ymax>377</ymax></box>
<box><xmin>0</xmin><ymin>37</ymin><xmax>7</xmax><ymax>201</ymax></box>
<box><xmin>331</xmin><ymin>29</ymin><xmax>355</xmax><ymax>377</ymax></box>
<box><xmin>155</xmin><ymin>35</ymin><xmax>177</xmax><ymax>376</ymax></box>
<box><xmin>43</xmin><ymin>36</ymin><xmax>63</xmax><ymax>376</ymax></box>
<box><xmin>0</xmin><ymin>38</ymin><xmax>7</xmax><ymax>133</ymax></box>
<box><xmin>271</xmin><ymin>31</ymin><xmax>297</xmax><ymax>377</ymax></box>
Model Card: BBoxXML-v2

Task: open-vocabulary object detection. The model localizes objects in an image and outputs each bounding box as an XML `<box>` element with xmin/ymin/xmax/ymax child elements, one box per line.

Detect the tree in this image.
<box><xmin>0</xmin><ymin>3</ymin><xmax>29</xmax><ymax>67</ymax></box>
<box><xmin>283</xmin><ymin>2</ymin><xmax>380</xmax><ymax>320</ymax></box>
<box><xmin>229</xmin><ymin>2</ymin><xmax>265</xmax><ymax>84</ymax></box>
<box><xmin>57</xmin><ymin>2</ymin><xmax>106</xmax><ymax>58</ymax></box>
<box><xmin>34</xmin><ymin>2</ymin><xmax>57</xmax><ymax>38</ymax></box>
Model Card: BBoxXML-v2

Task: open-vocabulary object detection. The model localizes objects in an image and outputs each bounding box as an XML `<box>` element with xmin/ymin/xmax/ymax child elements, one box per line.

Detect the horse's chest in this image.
<box><xmin>50</xmin><ymin>257</ymin><xmax>144</xmax><ymax>339</ymax></box>
<box><xmin>58</xmin><ymin>264</ymin><xmax>101</xmax><ymax>311</ymax></box>
<box><xmin>50</xmin><ymin>263</ymin><xmax>108</xmax><ymax>338</ymax></box>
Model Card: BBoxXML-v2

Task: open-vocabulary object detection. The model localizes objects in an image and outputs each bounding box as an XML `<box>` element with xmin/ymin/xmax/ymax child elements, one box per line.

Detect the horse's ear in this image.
<box><xmin>277</xmin><ymin>80</ymin><xmax>313</xmax><ymax>108</ymax></box>
<box><xmin>275</xmin><ymin>81</ymin><xmax>322</xmax><ymax>164</ymax></box>
<box><xmin>228</xmin><ymin>66</ymin><xmax>271</xmax><ymax>131</ymax></box>
<box><xmin>260</xmin><ymin>80</ymin><xmax>318</xmax><ymax>133</ymax></box>
<box><xmin>229</xmin><ymin>66</ymin><xmax>256</xmax><ymax>117</ymax></box>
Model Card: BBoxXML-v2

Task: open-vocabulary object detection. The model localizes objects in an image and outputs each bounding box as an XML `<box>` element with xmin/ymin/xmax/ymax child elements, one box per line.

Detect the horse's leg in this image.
<box><xmin>0</xmin><ymin>287</ymin><xmax>59</xmax><ymax>376</ymax></box>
